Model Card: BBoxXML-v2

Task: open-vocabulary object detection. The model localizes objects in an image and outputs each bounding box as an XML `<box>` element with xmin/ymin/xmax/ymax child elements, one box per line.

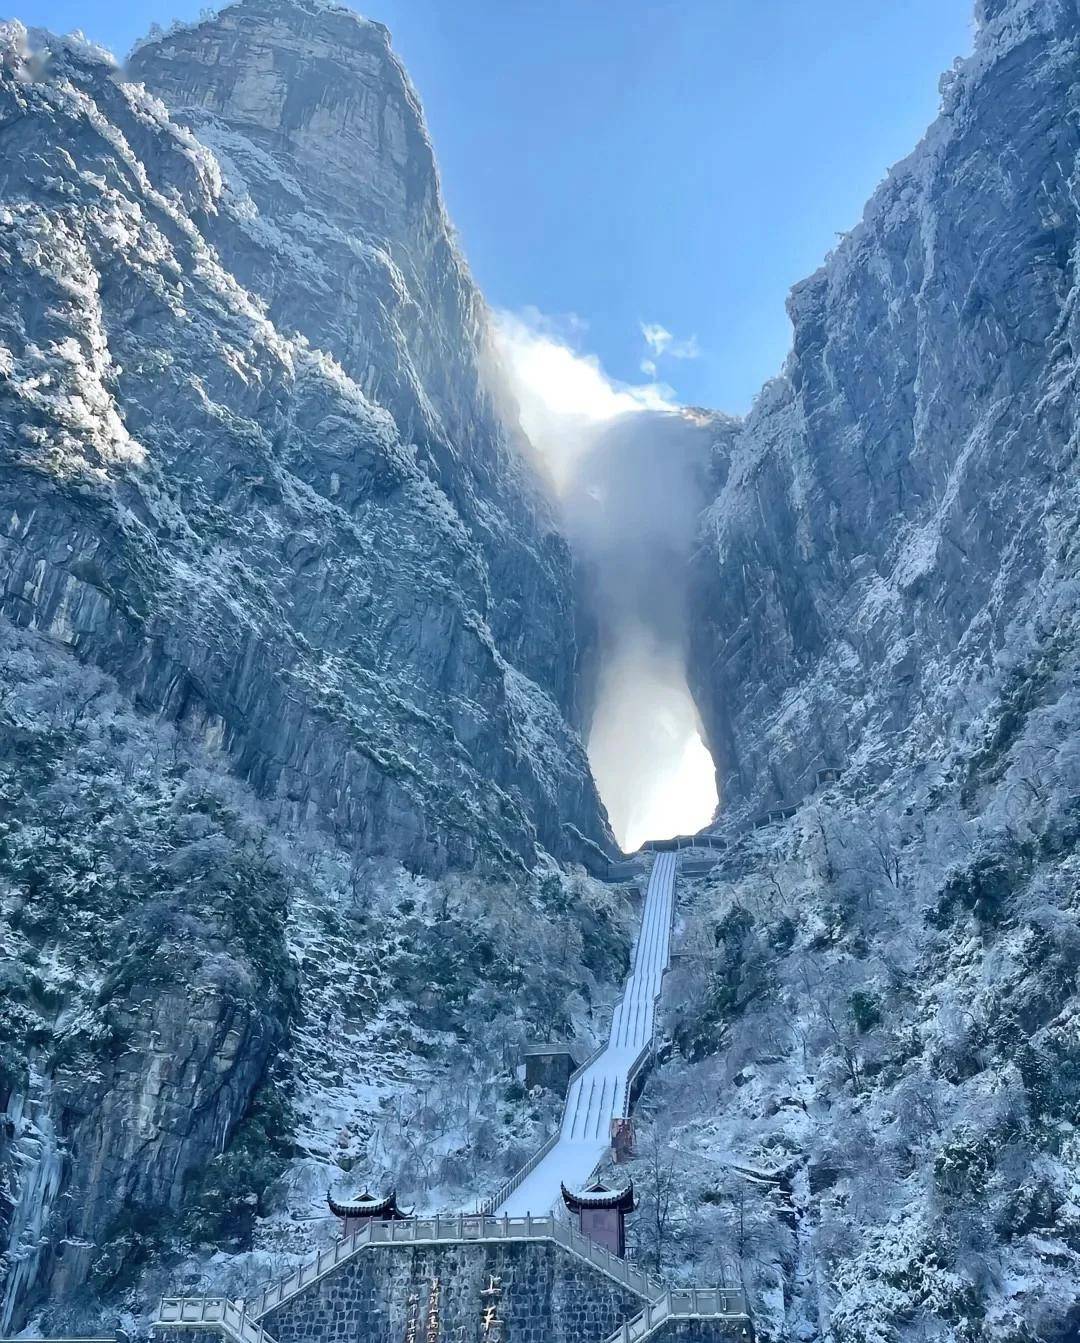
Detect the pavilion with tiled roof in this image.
<box><xmin>327</xmin><ymin>1189</ymin><xmax>410</xmax><ymax>1236</ymax></box>
<box><xmin>561</xmin><ymin>1180</ymin><xmax>635</xmax><ymax>1257</ymax></box>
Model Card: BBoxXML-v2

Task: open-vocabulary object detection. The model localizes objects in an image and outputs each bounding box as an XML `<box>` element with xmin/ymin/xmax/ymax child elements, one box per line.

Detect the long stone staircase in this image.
<box><xmin>155</xmin><ymin>847</ymin><xmax>751</xmax><ymax>1343</ymax></box>
<box><xmin>485</xmin><ymin>850</ymin><xmax>678</xmax><ymax>1217</ymax></box>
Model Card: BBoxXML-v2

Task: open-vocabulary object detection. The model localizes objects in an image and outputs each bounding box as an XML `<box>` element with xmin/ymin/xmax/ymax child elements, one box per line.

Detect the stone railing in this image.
<box><xmin>479</xmin><ymin>1009</ymin><xmax>616</xmax><ymax>1215</ymax></box>
<box><xmin>605</xmin><ymin>1288</ymin><xmax>751</xmax><ymax>1342</ymax></box>
<box><xmin>245</xmin><ymin>1214</ymin><xmax>664</xmax><ymax>1321</ymax></box>
<box><xmin>157</xmin><ymin>1297</ymin><xmax>276</xmax><ymax>1343</ymax></box>
<box><xmin>617</xmin><ymin>1039</ymin><xmax>653</xmax><ymax>1120</ymax></box>
<box><xmin>478</xmin><ymin>1130</ymin><xmax>560</xmax><ymax>1216</ymax></box>
<box><xmin>641</xmin><ymin>836</ymin><xmax>726</xmax><ymax>853</ymax></box>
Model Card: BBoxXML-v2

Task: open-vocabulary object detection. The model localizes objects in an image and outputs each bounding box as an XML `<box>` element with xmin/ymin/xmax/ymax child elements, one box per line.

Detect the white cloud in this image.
<box><xmin>640</xmin><ymin>320</ymin><xmax>701</xmax><ymax>361</ymax></box>
<box><xmin>670</xmin><ymin>334</ymin><xmax>701</xmax><ymax>359</ymax></box>
<box><xmin>491</xmin><ymin>306</ymin><xmax>718</xmax><ymax>850</ymax></box>
<box><xmin>641</xmin><ymin>321</ymin><xmax>672</xmax><ymax>355</ymax></box>
<box><xmin>493</xmin><ymin>307</ymin><xmax>674</xmax><ymax>493</ymax></box>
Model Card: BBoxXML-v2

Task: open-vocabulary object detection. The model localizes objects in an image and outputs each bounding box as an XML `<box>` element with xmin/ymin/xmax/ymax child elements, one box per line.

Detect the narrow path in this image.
<box><xmin>495</xmin><ymin>851</ymin><xmax>677</xmax><ymax>1215</ymax></box>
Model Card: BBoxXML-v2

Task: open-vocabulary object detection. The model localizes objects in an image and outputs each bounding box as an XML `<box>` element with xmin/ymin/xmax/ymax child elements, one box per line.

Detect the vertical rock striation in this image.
<box><xmin>0</xmin><ymin>0</ymin><xmax>613</xmax><ymax>881</ymax></box>
<box><xmin>689</xmin><ymin>0</ymin><xmax>1080</xmax><ymax>820</ymax></box>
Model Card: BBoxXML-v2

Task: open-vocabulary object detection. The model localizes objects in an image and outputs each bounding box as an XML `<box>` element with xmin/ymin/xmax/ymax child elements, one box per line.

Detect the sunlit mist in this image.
<box><xmin>491</xmin><ymin>309</ymin><xmax>720</xmax><ymax>850</ymax></box>
<box><xmin>587</xmin><ymin>627</ymin><xmax>718</xmax><ymax>850</ymax></box>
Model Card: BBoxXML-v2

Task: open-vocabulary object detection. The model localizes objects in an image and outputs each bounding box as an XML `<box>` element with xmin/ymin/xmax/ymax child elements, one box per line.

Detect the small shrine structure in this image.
<box><xmin>561</xmin><ymin>1179</ymin><xmax>636</xmax><ymax>1258</ymax></box>
<box><xmin>523</xmin><ymin>1043</ymin><xmax>577</xmax><ymax>1098</ymax></box>
<box><xmin>611</xmin><ymin>1117</ymin><xmax>635</xmax><ymax>1164</ymax></box>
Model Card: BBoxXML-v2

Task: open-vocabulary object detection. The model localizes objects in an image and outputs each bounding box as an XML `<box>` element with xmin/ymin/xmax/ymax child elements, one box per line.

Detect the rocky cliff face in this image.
<box><xmin>6</xmin><ymin>0</ymin><xmax>1080</xmax><ymax>1338</ymax></box>
<box><xmin>0</xmin><ymin>4</ymin><xmax>624</xmax><ymax>1329</ymax></box>
<box><xmin>688</xmin><ymin>0</ymin><xmax>1079</xmax><ymax>823</ymax></box>
<box><xmin>654</xmin><ymin>3</ymin><xmax>1080</xmax><ymax>1340</ymax></box>
<box><xmin>0</xmin><ymin>0</ymin><xmax>610</xmax><ymax>880</ymax></box>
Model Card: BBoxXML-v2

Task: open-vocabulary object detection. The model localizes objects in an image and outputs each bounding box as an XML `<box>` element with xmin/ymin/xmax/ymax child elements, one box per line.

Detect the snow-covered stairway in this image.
<box><xmin>604</xmin><ymin>1289</ymin><xmax>750</xmax><ymax>1342</ymax></box>
<box><xmin>158</xmin><ymin>1296</ymin><xmax>278</xmax><ymax>1343</ymax></box>
<box><xmin>487</xmin><ymin>850</ymin><xmax>678</xmax><ymax>1216</ymax></box>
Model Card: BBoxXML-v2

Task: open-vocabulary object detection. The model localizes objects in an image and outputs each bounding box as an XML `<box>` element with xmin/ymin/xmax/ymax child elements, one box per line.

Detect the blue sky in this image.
<box><xmin>18</xmin><ymin>0</ymin><xmax>975</xmax><ymax>412</ymax></box>
<box><xmin>383</xmin><ymin>0</ymin><xmax>975</xmax><ymax>412</ymax></box>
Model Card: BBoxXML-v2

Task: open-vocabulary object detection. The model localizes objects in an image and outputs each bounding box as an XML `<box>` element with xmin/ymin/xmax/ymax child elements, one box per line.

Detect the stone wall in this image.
<box><xmin>264</xmin><ymin>1239</ymin><xmax>645</xmax><ymax>1343</ymax></box>
<box><xmin>154</xmin><ymin>1309</ymin><xmax>751</xmax><ymax>1343</ymax></box>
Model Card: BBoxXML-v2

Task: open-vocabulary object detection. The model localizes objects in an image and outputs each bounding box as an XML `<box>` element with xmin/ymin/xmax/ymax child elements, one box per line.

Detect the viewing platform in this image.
<box><xmin>155</xmin><ymin>1214</ymin><xmax>751</xmax><ymax>1343</ymax></box>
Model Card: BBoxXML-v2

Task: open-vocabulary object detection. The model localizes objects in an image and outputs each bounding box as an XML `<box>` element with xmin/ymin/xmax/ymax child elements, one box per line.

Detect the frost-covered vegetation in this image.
<box><xmin>616</xmin><ymin>605</ymin><xmax>1080</xmax><ymax>1342</ymax></box>
<box><xmin>0</xmin><ymin>617</ymin><xmax>633</xmax><ymax>1332</ymax></box>
<box><xmin>0</xmin><ymin>618</ymin><xmax>295</xmax><ymax>1328</ymax></box>
<box><xmin>659</xmin><ymin>2</ymin><xmax>1080</xmax><ymax>1337</ymax></box>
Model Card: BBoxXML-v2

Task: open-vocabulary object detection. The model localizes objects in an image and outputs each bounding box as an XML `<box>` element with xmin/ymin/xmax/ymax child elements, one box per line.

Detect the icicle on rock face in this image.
<box><xmin>1</xmin><ymin>1074</ymin><xmax>64</xmax><ymax>1334</ymax></box>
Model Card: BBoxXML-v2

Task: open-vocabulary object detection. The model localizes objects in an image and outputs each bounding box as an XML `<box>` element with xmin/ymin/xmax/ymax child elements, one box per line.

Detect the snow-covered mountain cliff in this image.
<box><xmin>0</xmin><ymin>2</ymin><xmax>624</xmax><ymax>1329</ymax></box>
<box><xmin>631</xmin><ymin>3</ymin><xmax>1080</xmax><ymax>1339</ymax></box>
<box><xmin>689</xmin><ymin>0</ymin><xmax>1079</xmax><ymax>825</ymax></box>
<box><xmin>4</xmin><ymin>0</ymin><xmax>1080</xmax><ymax>1339</ymax></box>
<box><xmin>0</xmin><ymin>1</ymin><xmax>610</xmax><ymax>879</ymax></box>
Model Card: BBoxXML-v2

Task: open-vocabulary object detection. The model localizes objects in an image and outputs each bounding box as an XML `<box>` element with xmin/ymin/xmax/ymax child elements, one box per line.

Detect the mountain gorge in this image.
<box><xmin>2</xmin><ymin>0</ymin><xmax>1080</xmax><ymax>1340</ymax></box>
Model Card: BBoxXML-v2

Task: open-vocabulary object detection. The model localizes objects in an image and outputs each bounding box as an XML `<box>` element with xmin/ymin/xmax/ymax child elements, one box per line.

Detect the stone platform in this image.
<box><xmin>155</xmin><ymin>1216</ymin><xmax>751</xmax><ymax>1343</ymax></box>
<box><xmin>265</xmin><ymin>1238</ymin><xmax>638</xmax><ymax>1343</ymax></box>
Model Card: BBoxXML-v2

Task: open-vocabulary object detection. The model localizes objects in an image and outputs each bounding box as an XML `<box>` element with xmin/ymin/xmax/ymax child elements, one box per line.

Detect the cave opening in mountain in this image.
<box><xmin>562</xmin><ymin>410</ymin><xmax>720</xmax><ymax>851</ymax></box>
<box><xmin>491</xmin><ymin>315</ymin><xmax>720</xmax><ymax>851</ymax></box>
<box><xmin>586</xmin><ymin>622</ymin><xmax>718</xmax><ymax>852</ymax></box>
